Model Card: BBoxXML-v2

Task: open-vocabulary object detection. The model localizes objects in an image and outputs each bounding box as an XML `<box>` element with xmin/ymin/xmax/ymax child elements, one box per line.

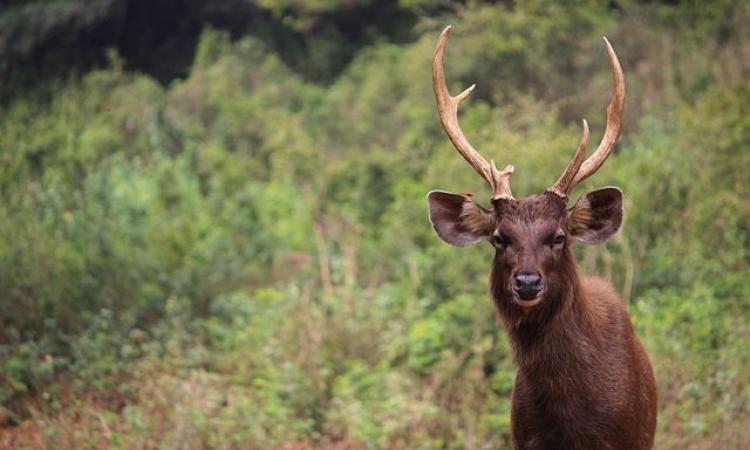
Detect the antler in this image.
<box><xmin>548</xmin><ymin>37</ymin><xmax>625</xmax><ymax>198</ymax></box>
<box><xmin>433</xmin><ymin>26</ymin><xmax>514</xmax><ymax>201</ymax></box>
<box><xmin>548</xmin><ymin>119</ymin><xmax>589</xmax><ymax>198</ymax></box>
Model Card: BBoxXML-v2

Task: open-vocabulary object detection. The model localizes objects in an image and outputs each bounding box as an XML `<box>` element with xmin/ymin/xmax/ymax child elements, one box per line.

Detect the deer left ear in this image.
<box><xmin>427</xmin><ymin>190</ymin><xmax>495</xmax><ymax>246</ymax></box>
<box><xmin>567</xmin><ymin>187</ymin><xmax>623</xmax><ymax>245</ymax></box>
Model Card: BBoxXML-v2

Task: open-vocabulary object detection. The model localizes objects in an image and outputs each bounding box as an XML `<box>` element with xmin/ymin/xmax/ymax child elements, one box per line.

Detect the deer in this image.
<box><xmin>426</xmin><ymin>26</ymin><xmax>657</xmax><ymax>449</ymax></box>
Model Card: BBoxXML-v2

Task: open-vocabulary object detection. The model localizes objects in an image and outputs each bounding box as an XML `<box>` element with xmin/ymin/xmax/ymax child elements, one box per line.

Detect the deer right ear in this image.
<box><xmin>567</xmin><ymin>187</ymin><xmax>623</xmax><ymax>245</ymax></box>
<box><xmin>427</xmin><ymin>191</ymin><xmax>495</xmax><ymax>246</ymax></box>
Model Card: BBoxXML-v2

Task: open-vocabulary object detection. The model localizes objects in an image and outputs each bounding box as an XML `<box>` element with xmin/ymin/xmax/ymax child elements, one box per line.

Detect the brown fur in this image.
<box><xmin>427</xmin><ymin>188</ymin><xmax>657</xmax><ymax>449</ymax></box>
<box><xmin>488</xmin><ymin>194</ymin><xmax>657</xmax><ymax>450</ymax></box>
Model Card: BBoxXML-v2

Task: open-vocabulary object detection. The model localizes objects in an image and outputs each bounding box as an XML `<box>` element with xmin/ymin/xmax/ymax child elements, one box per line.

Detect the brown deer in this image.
<box><xmin>426</xmin><ymin>26</ymin><xmax>657</xmax><ymax>449</ymax></box>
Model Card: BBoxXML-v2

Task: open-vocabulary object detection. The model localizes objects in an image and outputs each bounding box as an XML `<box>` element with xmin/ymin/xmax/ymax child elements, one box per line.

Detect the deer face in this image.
<box><xmin>426</xmin><ymin>26</ymin><xmax>626</xmax><ymax>308</ymax></box>
<box><xmin>427</xmin><ymin>188</ymin><xmax>622</xmax><ymax>308</ymax></box>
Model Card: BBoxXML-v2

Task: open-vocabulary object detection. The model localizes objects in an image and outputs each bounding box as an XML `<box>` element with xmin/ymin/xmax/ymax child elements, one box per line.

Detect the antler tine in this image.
<box><xmin>570</xmin><ymin>37</ymin><xmax>625</xmax><ymax>188</ymax></box>
<box><xmin>548</xmin><ymin>119</ymin><xmax>589</xmax><ymax>198</ymax></box>
<box><xmin>433</xmin><ymin>26</ymin><xmax>514</xmax><ymax>201</ymax></box>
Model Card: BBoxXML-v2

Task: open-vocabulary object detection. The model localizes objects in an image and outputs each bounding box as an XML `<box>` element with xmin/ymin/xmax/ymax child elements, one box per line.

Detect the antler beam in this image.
<box><xmin>549</xmin><ymin>37</ymin><xmax>625</xmax><ymax>197</ymax></box>
<box><xmin>433</xmin><ymin>26</ymin><xmax>514</xmax><ymax>201</ymax></box>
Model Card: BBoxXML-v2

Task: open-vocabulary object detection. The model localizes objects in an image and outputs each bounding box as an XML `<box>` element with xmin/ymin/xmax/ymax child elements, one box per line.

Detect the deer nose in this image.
<box><xmin>513</xmin><ymin>273</ymin><xmax>543</xmax><ymax>299</ymax></box>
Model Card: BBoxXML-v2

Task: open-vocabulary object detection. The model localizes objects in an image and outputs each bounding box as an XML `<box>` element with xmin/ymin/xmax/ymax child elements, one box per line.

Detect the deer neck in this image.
<box><xmin>492</xmin><ymin>267</ymin><xmax>604</xmax><ymax>372</ymax></box>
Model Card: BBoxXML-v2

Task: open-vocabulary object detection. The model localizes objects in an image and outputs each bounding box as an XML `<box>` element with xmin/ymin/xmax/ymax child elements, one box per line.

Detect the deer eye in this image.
<box><xmin>493</xmin><ymin>233</ymin><xmax>511</xmax><ymax>248</ymax></box>
<box><xmin>553</xmin><ymin>233</ymin><xmax>566</xmax><ymax>246</ymax></box>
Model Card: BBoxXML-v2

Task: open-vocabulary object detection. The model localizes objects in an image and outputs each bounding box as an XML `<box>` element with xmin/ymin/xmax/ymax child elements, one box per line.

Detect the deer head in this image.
<box><xmin>427</xmin><ymin>26</ymin><xmax>625</xmax><ymax>310</ymax></box>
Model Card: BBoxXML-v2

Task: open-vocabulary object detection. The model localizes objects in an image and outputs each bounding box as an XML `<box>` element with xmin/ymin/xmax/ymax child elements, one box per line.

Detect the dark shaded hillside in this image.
<box><xmin>0</xmin><ymin>0</ymin><xmax>417</xmax><ymax>100</ymax></box>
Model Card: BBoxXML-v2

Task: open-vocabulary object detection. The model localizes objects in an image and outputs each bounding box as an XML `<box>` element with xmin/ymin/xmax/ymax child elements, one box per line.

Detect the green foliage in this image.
<box><xmin>1</xmin><ymin>1</ymin><xmax>749</xmax><ymax>449</ymax></box>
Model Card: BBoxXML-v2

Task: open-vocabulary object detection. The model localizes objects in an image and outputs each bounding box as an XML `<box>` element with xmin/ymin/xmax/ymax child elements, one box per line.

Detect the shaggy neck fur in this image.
<box><xmin>489</xmin><ymin>247</ymin><xmax>605</xmax><ymax>371</ymax></box>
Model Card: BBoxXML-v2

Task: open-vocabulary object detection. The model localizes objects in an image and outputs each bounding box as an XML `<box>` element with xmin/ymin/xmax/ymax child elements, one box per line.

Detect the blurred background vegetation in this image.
<box><xmin>0</xmin><ymin>0</ymin><xmax>748</xmax><ymax>448</ymax></box>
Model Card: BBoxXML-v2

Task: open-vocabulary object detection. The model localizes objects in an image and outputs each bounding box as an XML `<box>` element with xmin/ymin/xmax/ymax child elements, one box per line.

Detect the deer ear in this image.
<box><xmin>567</xmin><ymin>187</ymin><xmax>623</xmax><ymax>245</ymax></box>
<box><xmin>427</xmin><ymin>190</ymin><xmax>495</xmax><ymax>246</ymax></box>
